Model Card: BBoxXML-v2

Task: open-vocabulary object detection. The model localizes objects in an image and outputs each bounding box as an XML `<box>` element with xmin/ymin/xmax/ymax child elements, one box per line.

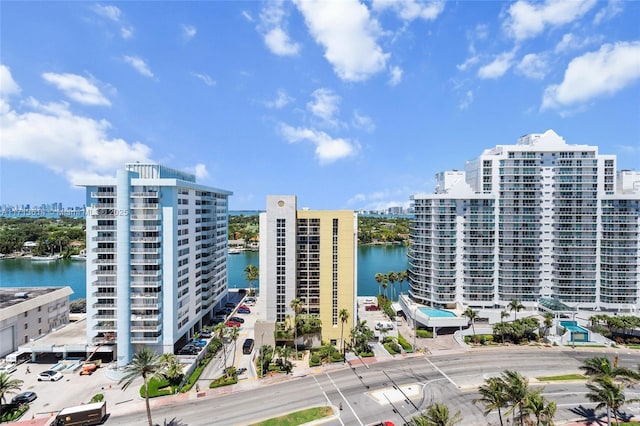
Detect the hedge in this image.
<box><xmin>140</xmin><ymin>377</ymin><xmax>174</xmax><ymax>398</ymax></box>
<box><xmin>416</xmin><ymin>329</ymin><xmax>433</xmax><ymax>338</ymax></box>
<box><xmin>397</xmin><ymin>333</ymin><xmax>413</xmax><ymax>352</ymax></box>
<box><xmin>209</xmin><ymin>375</ymin><xmax>238</xmax><ymax>388</ymax></box>
<box><xmin>384</xmin><ymin>342</ymin><xmax>401</xmax><ymax>355</ymax></box>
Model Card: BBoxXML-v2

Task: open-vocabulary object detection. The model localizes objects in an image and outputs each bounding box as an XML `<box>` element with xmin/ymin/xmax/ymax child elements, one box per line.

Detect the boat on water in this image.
<box><xmin>70</xmin><ymin>249</ymin><xmax>87</xmax><ymax>261</ymax></box>
<box><xmin>31</xmin><ymin>255</ymin><xmax>62</xmax><ymax>262</ymax></box>
<box><xmin>228</xmin><ymin>248</ymin><xmax>242</xmax><ymax>255</ymax></box>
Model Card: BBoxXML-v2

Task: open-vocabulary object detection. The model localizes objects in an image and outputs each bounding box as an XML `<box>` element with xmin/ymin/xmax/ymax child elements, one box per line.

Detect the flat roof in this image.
<box><xmin>0</xmin><ymin>287</ymin><xmax>71</xmax><ymax>310</ymax></box>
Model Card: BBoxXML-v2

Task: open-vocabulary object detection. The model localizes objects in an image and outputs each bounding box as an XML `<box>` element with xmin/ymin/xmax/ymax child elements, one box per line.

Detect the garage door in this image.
<box><xmin>0</xmin><ymin>326</ymin><xmax>15</xmax><ymax>358</ymax></box>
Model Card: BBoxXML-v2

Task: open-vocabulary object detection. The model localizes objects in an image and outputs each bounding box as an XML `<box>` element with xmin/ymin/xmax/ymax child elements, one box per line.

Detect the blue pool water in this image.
<box><xmin>419</xmin><ymin>307</ymin><xmax>457</xmax><ymax>318</ymax></box>
<box><xmin>560</xmin><ymin>320</ymin><xmax>589</xmax><ymax>342</ymax></box>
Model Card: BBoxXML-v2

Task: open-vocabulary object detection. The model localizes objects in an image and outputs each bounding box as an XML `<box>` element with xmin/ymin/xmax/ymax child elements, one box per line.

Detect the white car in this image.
<box><xmin>0</xmin><ymin>363</ymin><xmax>17</xmax><ymax>374</ymax></box>
<box><xmin>38</xmin><ymin>370</ymin><xmax>63</xmax><ymax>381</ymax></box>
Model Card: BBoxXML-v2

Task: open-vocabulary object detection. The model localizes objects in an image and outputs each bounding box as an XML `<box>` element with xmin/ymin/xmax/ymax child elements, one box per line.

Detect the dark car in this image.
<box><xmin>237</xmin><ymin>307</ymin><xmax>251</xmax><ymax>314</ymax></box>
<box><xmin>225</xmin><ymin>302</ymin><xmax>236</xmax><ymax>308</ymax></box>
<box><xmin>178</xmin><ymin>347</ymin><xmax>199</xmax><ymax>355</ymax></box>
<box><xmin>228</xmin><ymin>316</ymin><xmax>245</xmax><ymax>324</ymax></box>
<box><xmin>12</xmin><ymin>392</ymin><xmax>37</xmax><ymax>404</ymax></box>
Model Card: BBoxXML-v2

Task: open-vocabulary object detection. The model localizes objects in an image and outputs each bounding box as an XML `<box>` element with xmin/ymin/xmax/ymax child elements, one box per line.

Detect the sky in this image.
<box><xmin>1</xmin><ymin>1</ymin><xmax>639</xmax><ymax>211</ymax></box>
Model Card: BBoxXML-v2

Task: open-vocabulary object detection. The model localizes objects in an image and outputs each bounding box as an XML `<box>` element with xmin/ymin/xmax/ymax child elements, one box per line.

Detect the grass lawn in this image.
<box><xmin>249</xmin><ymin>406</ymin><xmax>334</xmax><ymax>426</ymax></box>
<box><xmin>627</xmin><ymin>344</ymin><xmax>640</xmax><ymax>350</ymax></box>
<box><xmin>537</xmin><ymin>374</ymin><xmax>586</xmax><ymax>381</ymax></box>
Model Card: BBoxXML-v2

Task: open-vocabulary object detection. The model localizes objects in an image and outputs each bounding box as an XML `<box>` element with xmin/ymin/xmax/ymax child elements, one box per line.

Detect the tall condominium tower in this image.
<box><xmin>258</xmin><ymin>196</ymin><xmax>357</xmax><ymax>346</ymax></box>
<box><xmin>80</xmin><ymin>163</ymin><xmax>232</xmax><ymax>366</ymax></box>
<box><xmin>409</xmin><ymin>130</ymin><xmax>640</xmax><ymax>312</ymax></box>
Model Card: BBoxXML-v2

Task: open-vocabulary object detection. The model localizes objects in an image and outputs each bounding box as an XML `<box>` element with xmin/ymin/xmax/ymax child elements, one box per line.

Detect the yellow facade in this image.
<box><xmin>297</xmin><ymin>210</ymin><xmax>356</xmax><ymax>345</ymax></box>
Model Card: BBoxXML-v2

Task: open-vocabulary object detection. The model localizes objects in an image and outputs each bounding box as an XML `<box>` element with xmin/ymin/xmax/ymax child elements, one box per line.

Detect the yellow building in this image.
<box><xmin>258</xmin><ymin>195</ymin><xmax>357</xmax><ymax>347</ymax></box>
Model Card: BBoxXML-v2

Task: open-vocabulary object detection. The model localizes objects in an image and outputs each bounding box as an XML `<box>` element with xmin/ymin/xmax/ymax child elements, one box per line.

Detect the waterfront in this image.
<box><xmin>0</xmin><ymin>245</ymin><xmax>408</xmax><ymax>300</ymax></box>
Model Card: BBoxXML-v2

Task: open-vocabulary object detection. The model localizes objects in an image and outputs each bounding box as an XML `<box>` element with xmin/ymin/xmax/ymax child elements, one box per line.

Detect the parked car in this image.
<box><xmin>237</xmin><ymin>307</ymin><xmax>251</xmax><ymax>314</ymax></box>
<box><xmin>199</xmin><ymin>331</ymin><xmax>212</xmax><ymax>338</ymax></box>
<box><xmin>178</xmin><ymin>347</ymin><xmax>199</xmax><ymax>355</ymax></box>
<box><xmin>228</xmin><ymin>316</ymin><xmax>245</xmax><ymax>324</ymax></box>
<box><xmin>12</xmin><ymin>391</ymin><xmax>37</xmax><ymax>404</ymax></box>
<box><xmin>236</xmin><ymin>367</ymin><xmax>247</xmax><ymax>375</ymax></box>
<box><xmin>188</xmin><ymin>339</ymin><xmax>207</xmax><ymax>347</ymax></box>
<box><xmin>225</xmin><ymin>320</ymin><xmax>242</xmax><ymax>328</ymax></box>
<box><xmin>225</xmin><ymin>302</ymin><xmax>236</xmax><ymax>308</ymax></box>
<box><xmin>38</xmin><ymin>370</ymin><xmax>63</xmax><ymax>382</ymax></box>
<box><xmin>0</xmin><ymin>363</ymin><xmax>17</xmax><ymax>374</ymax></box>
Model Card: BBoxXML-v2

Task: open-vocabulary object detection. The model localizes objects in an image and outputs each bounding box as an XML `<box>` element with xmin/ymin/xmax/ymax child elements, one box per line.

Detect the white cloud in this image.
<box><xmin>193</xmin><ymin>163</ymin><xmax>209</xmax><ymax>179</ymax></box>
<box><xmin>307</xmin><ymin>88</ymin><xmax>341</xmax><ymax>124</ymax></box>
<box><xmin>278</xmin><ymin>123</ymin><xmax>359</xmax><ymax>164</ymax></box>
<box><xmin>372</xmin><ymin>0</ymin><xmax>445</xmax><ymax>22</ymax></box>
<box><xmin>241</xmin><ymin>11</ymin><xmax>254</xmax><ymax>22</ymax></box>
<box><xmin>0</xmin><ymin>65</ymin><xmax>21</xmax><ymax>98</ymax></box>
<box><xmin>121</xmin><ymin>26</ymin><xmax>133</xmax><ymax>39</ymax></box>
<box><xmin>346</xmin><ymin>187</ymin><xmax>412</xmax><ymax>210</ymax></box>
<box><xmin>477</xmin><ymin>51</ymin><xmax>515</xmax><ymax>79</ymax></box>
<box><xmin>259</xmin><ymin>1</ymin><xmax>301</xmax><ymax>56</ymax></box>
<box><xmin>388</xmin><ymin>66</ymin><xmax>403</xmax><ymax>86</ymax></box>
<box><xmin>1</xmin><ymin>95</ymin><xmax>152</xmax><ymax>185</ymax></box>
<box><xmin>265</xmin><ymin>89</ymin><xmax>294</xmax><ymax>109</ymax></box>
<box><xmin>458</xmin><ymin>90</ymin><xmax>473</xmax><ymax>110</ymax></box>
<box><xmin>182</xmin><ymin>24</ymin><xmax>197</xmax><ymax>40</ymax></box>
<box><xmin>594</xmin><ymin>0</ymin><xmax>623</xmax><ymax>25</ymax></box>
<box><xmin>457</xmin><ymin>25</ymin><xmax>487</xmax><ymax>72</ymax></box>
<box><xmin>191</xmin><ymin>72</ymin><xmax>216</xmax><ymax>87</ymax></box>
<box><xmin>516</xmin><ymin>53</ymin><xmax>548</xmax><ymax>80</ymax></box>
<box><xmin>42</xmin><ymin>72</ymin><xmax>111</xmax><ymax>106</ymax></box>
<box><xmin>554</xmin><ymin>33</ymin><xmax>602</xmax><ymax>54</ymax></box>
<box><xmin>294</xmin><ymin>0</ymin><xmax>389</xmax><ymax>82</ymax></box>
<box><xmin>504</xmin><ymin>0</ymin><xmax>597</xmax><ymax>41</ymax></box>
<box><xmin>352</xmin><ymin>110</ymin><xmax>375</xmax><ymax>133</ymax></box>
<box><xmin>93</xmin><ymin>4</ymin><xmax>121</xmax><ymax>22</ymax></box>
<box><xmin>542</xmin><ymin>41</ymin><xmax>640</xmax><ymax>110</ymax></box>
<box><xmin>123</xmin><ymin>56</ymin><xmax>155</xmax><ymax>78</ymax></box>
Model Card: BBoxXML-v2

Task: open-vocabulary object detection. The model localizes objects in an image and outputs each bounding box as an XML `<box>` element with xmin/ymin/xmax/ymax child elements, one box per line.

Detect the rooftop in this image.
<box><xmin>0</xmin><ymin>287</ymin><xmax>71</xmax><ymax>310</ymax></box>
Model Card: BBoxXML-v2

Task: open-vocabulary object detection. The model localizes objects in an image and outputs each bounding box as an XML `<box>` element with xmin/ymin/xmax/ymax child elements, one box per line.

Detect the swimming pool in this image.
<box><xmin>419</xmin><ymin>307</ymin><xmax>457</xmax><ymax>318</ymax></box>
<box><xmin>560</xmin><ymin>320</ymin><xmax>589</xmax><ymax>342</ymax></box>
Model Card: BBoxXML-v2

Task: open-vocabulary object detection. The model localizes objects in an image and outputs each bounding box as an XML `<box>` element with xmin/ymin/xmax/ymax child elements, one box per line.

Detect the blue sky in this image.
<box><xmin>1</xmin><ymin>0</ymin><xmax>639</xmax><ymax>211</ymax></box>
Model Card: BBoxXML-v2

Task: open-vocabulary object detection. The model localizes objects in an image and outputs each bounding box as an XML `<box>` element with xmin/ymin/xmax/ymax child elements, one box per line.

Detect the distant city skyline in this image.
<box><xmin>1</xmin><ymin>2</ymin><xmax>639</xmax><ymax>211</ymax></box>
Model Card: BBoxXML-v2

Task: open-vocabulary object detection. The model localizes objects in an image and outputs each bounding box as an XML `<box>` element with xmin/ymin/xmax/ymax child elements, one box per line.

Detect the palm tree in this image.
<box><xmin>244</xmin><ymin>264</ymin><xmax>259</xmax><ymax>296</ymax></box>
<box><xmin>119</xmin><ymin>347</ymin><xmax>166</xmax><ymax>426</ymax></box>
<box><xmin>523</xmin><ymin>389</ymin><xmax>556</xmax><ymax>426</ymax></box>
<box><xmin>387</xmin><ymin>271</ymin><xmax>397</xmax><ymax>301</ymax></box>
<box><xmin>158</xmin><ymin>353</ymin><xmax>183</xmax><ymax>388</ymax></box>
<box><xmin>374</xmin><ymin>273</ymin><xmax>386</xmax><ymax>297</ymax></box>
<box><xmin>508</xmin><ymin>300</ymin><xmax>524</xmax><ymax>320</ymax></box>
<box><xmin>228</xmin><ymin>326</ymin><xmax>240</xmax><ymax>367</ymax></box>
<box><xmin>580</xmin><ymin>356</ymin><xmax>637</xmax><ymax>385</ymax></box>
<box><xmin>0</xmin><ymin>372</ymin><xmax>23</xmax><ymax>417</ymax></box>
<box><xmin>214</xmin><ymin>322</ymin><xmax>229</xmax><ymax>373</ymax></box>
<box><xmin>463</xmin><ymin>308</ymin><xmax>479</xmax><ymax>337</ymax></box>
<box><xmin>542</xmin><ymin>313</ymin><xmax>554</xmax><ymax>338</ymax></box>
<box><xmin>419</xmin><ymin>402</ymin><xmax>463</xmax><ymax>426</ymax></box>
<box><xmin>339</xmin><ymin>308</ymin><xmax>350</xmax><ymax>357</ymax></box>
<box><xmin>290</xmin><ymin>298</ymin><xmax>304</xmax><ymax>360</ymax></box>
<box><xmin>502</xmin><ymin>370</ymin><xmax>529</xmax><ymax>426</ymax></box>
<box><xmin>585</xmin><ymin>376</ymin><xmax>627</xmax><ymax>426</ymax></box>
<box><xmin>473</xmin><ymin>376</ymin><xmax>508</xmax><ymax>426</ymax></box>
<box><xmin>397</xmin><ymin>270</ymin><xmax>407</xmax><ymax>297</ymax></box>
<box><xmin>381</xmin><ymin>275</ymin><xmax>389</xmax><ymax>300</ymax></box>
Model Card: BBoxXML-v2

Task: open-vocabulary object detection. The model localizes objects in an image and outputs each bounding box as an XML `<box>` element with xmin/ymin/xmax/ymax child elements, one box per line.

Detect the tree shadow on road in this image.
<box><xmin>569</xmin><ymin>405</ymin><xmax>605</xmax><ymax>425</ymax></box>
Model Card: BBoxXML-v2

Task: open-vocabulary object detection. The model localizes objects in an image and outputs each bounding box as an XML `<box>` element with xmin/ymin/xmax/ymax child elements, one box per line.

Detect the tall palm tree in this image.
<box><xmin>387</xmin><ymin>271</ymin><xmax>398</xmax><ymax>301</ymax></box>
<box><xmin>542</xmin><ymin>313</ymin><xmax>554</xmax><ymax>337</ymax></box>
<box><xmin>228</xmin><ymin>326</ymin><xmax>240</xmax><ymax>367</ymax></box>
<box><xmin>463</xmin><ymin>308</ymin><xmax>479</xmax><ymax>337</ymax></box>
<box><xmin>214</xmin><ymin>322</ymin><xmax>229</xmax><ymax>374</ymax></box>
<box><xmin>290</xmin><ymin>298</ymin><xmax>304</xmax><ymax>360</ymax></box>
<box><xmin>374</xmin><ymin>273</ymin><xmax>386</xmax><ymax>297</ymax></box>
<box><xmin>119</xmin><ymin>347</ymin><xmax>166</xmax><ymax>426</ymax></box>
<box><xmin>585</xmin><ymin>376</ymin><xmax>627</xmax><ymax>426</ymax></box>
<box><xmin>381</xmin><ymin>275</ymin><xmax>389</xmax><ymax>300</ymax></box>
<box><xmin>523</xmin><ymin>388</ymin><xmax>556</xmax><ymax>426</ymax></box>
<box><xmin>339</xmin><ymin>308</ymin><xmax>350</xmax><ymax>357</ymax></box>
<box><xmin>502</xmin><ymin>370</ymin><xmax>529</xmax><ymax>426</ymax></box>
<box><xmin>159</xmin><ymin>353</ymin><xmax>183</xmax><ymax>387</ymax></box>
<box><xmin>508</xmin><ymin>300</ymin><xmax>524</xmax><ymax>320</ymax></box>
<box><xmin>244</xmin><ymin>264</ymin><xmax>259</xmax><ymax>296</ymax></box>
<box><xmin>580</xmin><ymin>356</ymin><xmax>637</xmax><ymax>385</ymax></box>
<box><xmin>397</xmin><ymin>270</ymin><xmax>407</xmax><ymax>297</ymax></box>
<box><xmin>0</xmin><ymin>372</ymin><xmax>23</xmax><ymax>417</ymax></box>
<box><xmin>473</xmin><ymin>376</ymin><xmax>508</xmax><ymax>426</ymax></box>
<box><xmin>419</xmin><ymin>402</ymin><xmax>463</xmax><ymax>426</ymax></box>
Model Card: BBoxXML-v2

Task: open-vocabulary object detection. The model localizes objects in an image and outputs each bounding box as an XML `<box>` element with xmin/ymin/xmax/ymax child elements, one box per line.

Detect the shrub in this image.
<box><xmin>397</xmin><ymin>333</ymin><xmax>413</xmax><ymax>352</ymax></box>
<box><xmin>416</xmin><ymin>329</ymin><xmax>432</xmax><ymax>338</ymax></box>
<box><xmin>140</xmin><ymin>377</ymin><xmax>174</xmax><ymax>398</ymax></box>
<box><xmin>89</xmin><ymin>393</ymin><xmax>104</xmax><ymax>403</ymax></box>
<box><xmin>0</xmin><ymin>404</ymin><xmax>28</xmax><ymax>423</ymax></box>
<box><xmin>309</xmin><ymin>353</ymin><xmax>321</xmax><ymax>367</ymax></box>
<box><xmin>209</xmin><ymin>375</ymin><xmax>238</xmax><ymax>388</ymax></box>
<box><xmin>384</xmin><ymin>342</ymin><xmax>401</xmax><ymax>355</ymax></box>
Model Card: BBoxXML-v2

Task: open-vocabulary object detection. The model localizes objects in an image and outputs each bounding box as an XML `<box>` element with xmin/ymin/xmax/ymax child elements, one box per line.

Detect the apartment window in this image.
<box><xmin>24</xmin><ymin>312</ymin><xmax>28</xmax><ymax>317</ymax></box>
<box><xmin>38</xmin><ymin>306</ymin><xmax>41</xmax><ymax>312</ymax></box>
<box><xmin>38</xmin><ymin>318</ymin><xmax>42</xmax><ymax>324</ymax></box>
<box><xmin>24</xmin><ymin>323</ymin><xmax>28</xmax><ymax>329</ymax></box>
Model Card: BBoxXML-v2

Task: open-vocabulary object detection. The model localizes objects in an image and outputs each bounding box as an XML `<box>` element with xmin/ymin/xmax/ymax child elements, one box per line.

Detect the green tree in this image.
<box><xmin>339</xmin><ymin>308</ymin><xmax>350</xmax><ymax>357</ymax></box>
<box><xmin>585</xmin><ymin>376</ymin><xmax>627</xmax><ymax>426</ymax></box>
<box><xmin>502</xmin><ymin>370</ymin><xmax>529</xmax><ymax>426</ymax></box>
<box><xmin>523</xmin><ymin>389</ymin><xmax>556</xmax><ymax>426</ymax></box>
<box><xmin>214</xmin><ymin>323</ymin><xmax>229</xmax><ymax>375</ymax></box>
<box><xmin>257</xmin><ymin>345</ymin><xmax>273</xmax><ymax>378</ymax></box>
<box><xmin>542</xmin><ymin>313</ymin><xmax>554</xmax><ymax>338</ymax></box>
<box><xmin>508</xmin><ymin>300</ymin><xmax>524</xmax><ymax>321</ymax></box>
<box><xmin>244</xmin><ymin>265</ymin><xmax>259</xmax><ymax>296</ymax></box>
<box><xmin>580</xmin><ymin>356</ymin><xmax>637</xmax><ymax>385</ymax></box>
<box><xmin>473</xmin><ymin>376</ymin><xmax>508</xmax><ymax>426</ymax></box>
<box><xmin>290</xmin><ymin>298</ymin><xmax>304</xmax><ymax>360</ymax></box>
<box><xmin>374</xmin><ymin>273</ymin><xmax>386</xmax><ymax>297</ymax></box>
<box><xmin>118</xmin><ymin>347</ymin><xmax>166</xmax><ymax>426</ymax></box>
<box><xmin>159</xmin><ymin>353</ymin><xmax>183</xmax><ymax>387</ymax></box>
<box><xmin>413</xmin><ymin>402</ymin><xmax>462</xmax><ymax>426</ymax></box>
<box><xmin>463</xmin><ymin>308</ymin><xmax>479</xmax><ymax>337</ymax></box>
<box><xmin>228</xmin><ymin>326</ymin><xmax>240</xmax><ymax>367</ymax></box>
<box><xmin>397</xmin><ymin>270</ymin><xmax>407</xmax><ymax>297</ymax></box>
<box><xmin>387</xmin><ymin>271</ymin><xmax>398</xmax><ymax>301</ymax></box>
<box><xmin>0</xmin><ymin>372</ymin><xmax>23</xmax><ymax>417</ymax></box>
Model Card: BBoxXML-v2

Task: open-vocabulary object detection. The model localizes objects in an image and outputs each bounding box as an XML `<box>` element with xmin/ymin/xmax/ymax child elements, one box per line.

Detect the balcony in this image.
<box><xmin>131</xmin><ymin>270</ymin><xmax>161</xmax><ymax>277</ymax></box>
<box><xmin>92</xmin><ymin>236</ymin><xmax>116</xmax><ymax>242</ymax></box>
<box><xmin>131</xmin><ymin>325</ymin><xmax>161</xmax><ymax>332</ymax></box>
<box><xmin>91</xmin><ymin>191</ymin><xmax>116</xmax><ymax>198</ymax></box>
<box><xmin>130</xmin><ymin>203</ymin><xmax>159</xmax><ymax>209</ymax></box>
<box><xmin>92</xmin><ymin>225</ymin><xmax>116</xmax><ymax>231</ymax></box>
<box><xmin>130</xmin><ymin>335</ymin><xmax>161</xmax><ymax>344</ymax></box>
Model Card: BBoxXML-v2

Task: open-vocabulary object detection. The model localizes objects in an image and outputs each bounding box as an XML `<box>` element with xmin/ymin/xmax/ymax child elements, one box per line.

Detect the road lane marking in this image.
<box><xmin>326</xmin><ymin>372</ymin><xmax>363</xmax><ymax>426</ymax></box>
<box><xmin>312</xmin><ymin>376</ymin><xmax>345</xmax><ymax>426</ymax></box>
<box><xmin>425</xmin><ymin>357</ymin><xmax>458</xmax><ymax>387</ymax></box>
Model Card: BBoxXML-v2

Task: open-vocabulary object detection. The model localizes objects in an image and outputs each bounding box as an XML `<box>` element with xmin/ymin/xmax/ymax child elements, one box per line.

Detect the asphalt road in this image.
<box><xmin>103</xmin><ymin>348</ymin><xmax>640</xmax><ymax>426</ymax></box>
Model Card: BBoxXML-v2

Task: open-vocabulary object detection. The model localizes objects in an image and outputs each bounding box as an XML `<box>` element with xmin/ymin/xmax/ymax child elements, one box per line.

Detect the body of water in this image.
<box><xmin>0</xmin><ymin>245</ymin><xmax>408</xmax><ymax>300</ymax></box>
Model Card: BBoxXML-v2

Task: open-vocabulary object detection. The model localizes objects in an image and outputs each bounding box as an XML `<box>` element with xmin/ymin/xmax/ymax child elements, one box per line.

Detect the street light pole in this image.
<box><xmin>413</xmin><ymin>306</ymin><xmax>417</xmax><ymax>352</ymax></box>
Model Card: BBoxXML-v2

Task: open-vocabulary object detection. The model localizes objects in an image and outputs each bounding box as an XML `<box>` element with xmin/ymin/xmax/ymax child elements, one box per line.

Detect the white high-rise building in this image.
<box><xmin>409</xmin><ymin>130</ymin><xmax>640</xmax><ymax>312</ymax></box>
<box><xmin>80</xmin><ymin>163</ymin><xmax>232</xmax><ymax>366</ymax></box>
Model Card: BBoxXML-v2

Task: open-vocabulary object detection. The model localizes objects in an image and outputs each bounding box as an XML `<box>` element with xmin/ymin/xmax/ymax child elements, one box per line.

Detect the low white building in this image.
<box><xmin>0</xmin><ymin>287</ymin><xmax>73</xmax><ymax>358</ymax></box>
